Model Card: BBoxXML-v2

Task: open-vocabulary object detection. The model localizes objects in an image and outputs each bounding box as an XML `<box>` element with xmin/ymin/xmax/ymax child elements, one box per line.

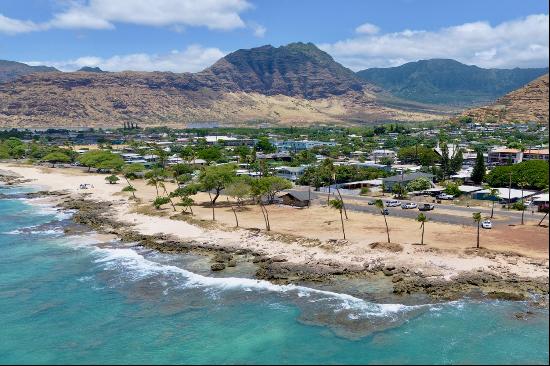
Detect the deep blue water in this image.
<box><xmin>0</xmin><ymin>185</ymin><xmax>548</xmax><ymax>364</ymax></box>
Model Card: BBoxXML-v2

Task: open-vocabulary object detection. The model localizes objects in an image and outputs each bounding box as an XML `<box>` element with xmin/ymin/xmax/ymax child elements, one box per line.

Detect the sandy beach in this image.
<box><xmin>1</xmin><ymin>162</ymin><xmax>548</xmax><ymax>300</ymax></box>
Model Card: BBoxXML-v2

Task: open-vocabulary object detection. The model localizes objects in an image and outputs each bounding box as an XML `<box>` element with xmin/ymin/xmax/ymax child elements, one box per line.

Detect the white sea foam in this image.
<box><xmin>91</xmin><ymin>245</ymin><xmax>425</xmax><ymax>318</ymax></box>
<box><xmin>4</xmin><ymin>227</ymin><xmax>64</xmax><ymax>236</ymax></box>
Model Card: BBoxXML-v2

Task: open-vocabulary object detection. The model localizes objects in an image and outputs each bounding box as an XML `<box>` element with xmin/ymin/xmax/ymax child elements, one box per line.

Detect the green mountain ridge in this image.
<box><xmin>356</xmin><ymin>59</ymin><xmax>549</xmax><ymax>107</ymax></box>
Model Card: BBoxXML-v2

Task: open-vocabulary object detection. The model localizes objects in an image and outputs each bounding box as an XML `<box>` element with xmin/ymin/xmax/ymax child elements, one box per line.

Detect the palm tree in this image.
<box><xmin>329</xmin><ymin>198</ymin><xmax>346</xmax><ymax>239</ymax></box>
<box><xmin>484</xmin><ymin>185</ymin><xmax>499</xmax><ymax>219</ymax></box>
<box><xmin>518</xmin><ymin>181</ymin><xmax>528</xmax><ymax>225</ymax></box>
<box><xmin>416</xmin><ymin>213</ymin><xmax>428</xmax><ymax>245</ymax></box>
<box><xmin>374</xmin><ymin>199</ymin><xmax>390</xmax><ymax>243</ymax></box>
<box><xmin>472</xmin><ymin>212</ymin><xmax>482</xmax><ymax>249</ymax></box>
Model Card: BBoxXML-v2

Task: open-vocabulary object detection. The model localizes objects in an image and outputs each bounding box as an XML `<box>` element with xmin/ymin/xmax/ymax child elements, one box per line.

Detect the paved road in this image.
<box><xmin>291</xmin><ymin>188</ymin><xmax>548</xmax><ymax>228</ymax></box>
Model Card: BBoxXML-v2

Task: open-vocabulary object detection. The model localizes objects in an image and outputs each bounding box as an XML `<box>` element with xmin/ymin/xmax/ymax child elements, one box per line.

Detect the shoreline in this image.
<box><xmin>1</xmin><ymin>163</ymin><xmax>548</xmax><ymax>303</ymax></box>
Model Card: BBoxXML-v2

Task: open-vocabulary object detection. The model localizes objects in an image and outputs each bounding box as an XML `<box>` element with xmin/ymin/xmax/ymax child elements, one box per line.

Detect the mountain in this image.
<box><xmin>462</xmin><ymin>74</ymin><xmax>549</xmax><ymax>124</ymax></box>
<box><xmin>77</xmin><ymin>66</ymin><xmax>105</xmax><ymax>73</ymax></box>
<box><xmin>0</xmin><ymin>60</ymin><xmax>58</xmax><ymax>83</ymax></box>
<box><xmin>356</xmin><ymin>59</ymin><xmax>548</xmax><ymax>107</ymax></box>
<box><xmin>200</xmin><ymin>42</ymin><xmax>364</xmax><ymax>99</ymax></box>
<box><xmin>0</xmin><ymin>44</ymin><xmax>449</xmax><ymax>128</ymax></box>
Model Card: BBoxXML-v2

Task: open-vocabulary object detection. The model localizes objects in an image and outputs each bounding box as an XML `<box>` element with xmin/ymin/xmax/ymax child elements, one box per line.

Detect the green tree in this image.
<box><xmin>472</xmin><ymin>212</ymin><xmax>482</xmax><ymax>248</ymax></box>
<box><xmin>42</xmin><ymin>152</ymin><xmax>70</xmax><ymax>167</ymax></box>
<box><xmin>255</xmin><ymin>137</ymin><xmax>276</xmax><ymax>153</ymax></box>
<box><xmin>329</xmin><ymin>198</ymin><xmax>346</xmax><ymax>239</ymax></box>
<box><xmin>406</xmin><ymin>177</ymin><xmax>432</xmax><ymax>192</ymax></box>
<box><xmin>198</xmin><ymin>164</ymin><xmax>237</xmax><ymax>220</ymax></box>
<box><xmin>374</xmin><ymin>199</ymin><xmax>391</xmax><ymax>243</ymax></box>
<box><xmin>224</xmin><ymin>176</ymin><xmax>252</xmax><ymax>206</ymax></box>
<box><xmin>153</xmin><ymin>196</ymin><xmax>170</xmax><ymax>210</ymax></box>
<box><xmin>471</xmin><ymin>151</ymin><xmax>486</xmax><ymax>184</ymax></box>
<box><xmin>121</xmin><ymin>163</ymin><xmax>145</xmax><ymax>199</ymax></box>
<box><xmin>105</xmin><ymin>175</ymin><xmax>120</xmax><ymax>184</ymax></box>
<box><xmin>416</xmin><ymin>213</ymin><xmax>428</xmax><ymax>245</ymax></box>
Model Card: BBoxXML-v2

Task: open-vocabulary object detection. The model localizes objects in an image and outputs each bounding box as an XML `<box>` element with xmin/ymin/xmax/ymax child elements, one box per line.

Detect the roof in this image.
<box><xmin>524</xmin><ymin>149</ymin><xmax>549</xmax><ymax>155</ymax></box>
<box><xmin>458</xmin><ymin>185</ymin><xmax>484</xmax><ymax>193</ymax></box>
<box><xmin>275</xmin><ymin>166</ymin><xmax>306</xmax><ymax>173</ymax></box>
<box><xmin>474</xmin><ymin>188</ymin><xmax>537</xmax><ymax>199</ymax></box>
<box><xmin>489</xmin><ymin>148</ymin><xmax>520</xmax><ymax>154</ymax></box>
<box><xmin>532</xmin><ymin>194</ymin><xmax>549</xmax><ymax>202</ymax></box>
<box><xmin>279</xmin><ymin>191</ymin><xmax>310</xmax><ymax>201</ymax></box>
<box><xmin>382</xmin><ymin>172</ymin><xmax>434</xmax><ymax>182</ymax></box>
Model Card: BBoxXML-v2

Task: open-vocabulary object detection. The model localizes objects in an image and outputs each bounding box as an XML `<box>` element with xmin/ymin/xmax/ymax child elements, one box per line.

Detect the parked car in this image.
<box><xmin>481</xmin><ymin>220</ymin><xmax>492</xmax><ymax>229</ymax></box>
<box><xmin>385</xmin><ymin>200</ymin><xmax>401</xmax><ymax>207</ymax></box>
<box><xmin>437</xmin><ymin>193</ymin><xmax>455</xmax><ymax>200</ymax></box>
<box><xmin>418</xmin><ymin>203</ymin><xmax>435</xmax><ymax>211</ymax></box>
<box><xmin>368</xmin><ymin>201</ymin><xmax>375</xmax><ymax>205</ymax></box>
<box><xmin>401</xmin><ymin>202</ymin><xmax>418</xmax><ymax>209</ymax></box>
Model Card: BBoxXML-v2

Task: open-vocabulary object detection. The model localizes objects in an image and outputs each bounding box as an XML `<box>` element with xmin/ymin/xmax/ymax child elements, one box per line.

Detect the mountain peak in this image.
<box><xmin>203</xmin><ymin>42</ymin><xmax>363</xmax><ymax>99</ymax></box>
<box><xmin>0</xmin><ymin>60</ymin><xmax>58</xmax><ymax>83</ymax></box>
<box><xmin>77</xmin><ymin>66</ymin><xmax>104</xmax><ymax>73</ymax></box>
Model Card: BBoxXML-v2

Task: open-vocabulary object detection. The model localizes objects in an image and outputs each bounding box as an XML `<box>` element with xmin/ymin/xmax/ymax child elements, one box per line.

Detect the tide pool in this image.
<box><xmin>0</xmin><ymin>187</ymin><xmax>548</xmax><ymax>364</ymax></box>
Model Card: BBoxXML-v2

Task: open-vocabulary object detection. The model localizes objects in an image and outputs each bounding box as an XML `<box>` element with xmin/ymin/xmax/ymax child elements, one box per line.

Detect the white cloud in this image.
<box><xmin>249</xmin><ymin>22</ymin><xmax>266</xmax><ymax>38</ymax></box>
<box><xmin>1</xmin><ymin>0</ymin><xmax>252</xmax><ymax>34</ymax></box>
<box><xmin>320</xmin><ymin>14</ymin><xmax>550</xmax><ymax>70</ymax></box>
<box><xmin>0</xmin><ymin>14</ymin><xmax>42</xmax><ymax>34</ymax></box>
<box><xmin>355</xmin><ymin>22</ymin><xmax>379</xmax><ymax>35</ymax></box>
<box><xmin>25</xmin><ymin>45</ymin><xmax>225</xmax><ymax>73</ymax></box>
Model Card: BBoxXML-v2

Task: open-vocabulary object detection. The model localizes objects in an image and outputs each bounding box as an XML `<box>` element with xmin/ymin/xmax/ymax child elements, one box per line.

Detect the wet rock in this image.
<box><xmin>213</xmin><ymin>253</ymin><xmax>232</xmax><ymax>263</ymax></box>
<box><xmin>487</xmin><ymin>291</ymin><xmax>525</xmax><ymax>301</ymax></box>
<box><xmin>211</xmin><ymin>263</ymin><xmax>226</xmax><ymax>271</ymax></box>
<box><xmin>227</xmin><ymin>260</ymin><xmax>237</xmax><ymax>267</ymax></box>
<box><xmin>269</xmin><ymin>255</ymin><xmax>288</xmax><ymax>263</ymax></box>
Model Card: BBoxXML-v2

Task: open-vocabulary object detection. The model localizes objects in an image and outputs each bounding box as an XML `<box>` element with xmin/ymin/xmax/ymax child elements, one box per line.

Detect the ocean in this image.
<box><xmin>0</xmin><ymin>185</ymin><xmax>548</xmax><ymax>365</ymax></box>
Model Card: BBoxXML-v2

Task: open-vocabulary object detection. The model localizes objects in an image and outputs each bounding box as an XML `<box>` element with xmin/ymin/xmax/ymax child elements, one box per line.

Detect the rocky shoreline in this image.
<box><xmin>50</xmin><ymin>192</ymin><xmax>548</xmax><ymax>303</ymax></box>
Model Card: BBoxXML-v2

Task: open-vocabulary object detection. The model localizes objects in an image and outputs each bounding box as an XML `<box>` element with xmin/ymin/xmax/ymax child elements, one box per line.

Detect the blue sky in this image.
<box><xmin>1</xmin><ymin>0</ymin><xmax>548</xmax><ymax>72</ymax></box>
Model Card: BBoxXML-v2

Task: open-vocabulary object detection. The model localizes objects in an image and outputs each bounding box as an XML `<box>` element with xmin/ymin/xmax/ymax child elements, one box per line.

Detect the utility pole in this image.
<box><xmin>508</xmin><ymin>171</ymin><xmax>512</xmax><ymax>210</ymax></box>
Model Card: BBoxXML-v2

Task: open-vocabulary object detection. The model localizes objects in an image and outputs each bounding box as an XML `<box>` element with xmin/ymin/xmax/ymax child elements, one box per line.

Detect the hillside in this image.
<box><xmin>0</xmin><ymin>60</ymin><xmax>58</xmax><ymax>83</ymax></box>
<box><xmin>356</xmin><ymin>59</ymin><xmax>548</xmax><ymax>107</ymax></box>
<box><xmin>0</xmin><ymin>43</ymin><xmax>446</xmax><ymax>128</ymax></box>
<box><xmin>463</xmin><ymin>74</ymin><xmax>549</xmax><ymax>124</ymax></box>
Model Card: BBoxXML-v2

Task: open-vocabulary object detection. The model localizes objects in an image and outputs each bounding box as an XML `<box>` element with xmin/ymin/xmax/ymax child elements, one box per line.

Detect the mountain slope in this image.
<box><xmin>200</xmin><ymin>42</ymin><xmax>364</xmax><ymax>98</ymax></box>
<box><xmin>463</xmin><ymin>74</ymin><xmax>549</xmax><ymax>124</ymax></box>
<box><xmin>356</xmin><ymin>59</ymin><xmax>548</xmax><ymax>106</ymax></box>
<box><xmin>0</xmin><ymin>60</ymin><xmax>58</xmax><ymax>83</ymax></box>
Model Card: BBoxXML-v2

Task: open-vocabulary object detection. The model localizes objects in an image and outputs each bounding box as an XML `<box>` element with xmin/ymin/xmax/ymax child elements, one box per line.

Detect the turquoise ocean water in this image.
<box><xmin>0</xmin><ymin>185</ymin><xmax>548</xmax><ymax>364</ymax></box>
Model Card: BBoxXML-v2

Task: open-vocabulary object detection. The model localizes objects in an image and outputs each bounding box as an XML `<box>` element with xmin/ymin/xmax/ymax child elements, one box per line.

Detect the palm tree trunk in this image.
<box><xmin>521</xmin><ymin>186</ymin><xmax>525</xmax><ymax>225</ymax></box>
<box><xmin>491</xmin><ymin>201</ymin><xmax>494</xmax><ymax>219</ymax></box>
<box><xmin>383</xmin><ymin>214</ymin><xmax>390</xmax><ymax>243</ymax></box>
<box><xmin>421</xmin><ymin>222</ymin><xmax>425</xmax><ymax>245</ymax></box>
<box><xmin>259</xmin><ymin>203</ymin><xmax>268</xmax><ymax>230</ymax></box>
<box><xmin>477</xmin><ymin>222</ymin><xmax>480</xmax><ymax>248</ymax></box>
<box><xmin>538</xmin><ymin>212</ymin><xmax>548</xmax><ymax>226</ymax></box>
<box><xmin>340</xmin><ymin>209</ymin><xmax>346</xmax><ymax>239</ymax></box>
<box><xmin>124</xmin><ymin>177</ymin><xmax>136</xmax><ymax>198</ymax></box>
<box><xmin>228</xmin><ymin>198</ymin><xmax>239</xmax><ymax>227</ymax></box>
<box><xmin>264</xmin><ymin>204</ymin><xmax>271</xmax><ymax>231</ymax></box>
<box><xmin>336</xmin><ymin>187</ymin><xmax>348</xmax><ymax>219</ymax></box>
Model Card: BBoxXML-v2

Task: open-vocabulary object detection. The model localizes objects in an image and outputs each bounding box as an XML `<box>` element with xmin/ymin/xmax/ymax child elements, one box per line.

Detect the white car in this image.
<box><xmin>385</xmin><ymin>200</ymin><xmax>402</xmax><ymax>207</ymax></box>
<box><xmin>481</xmin><ymin>220</ymin><xmax>492</xmax><ymax>229</ymax></box>
<box><xmin>401</xmin><ymin>202</ymin><xmax>418</xmax><ymax>209</ymax></box>
<box><xmin>437</xmin><ymin>193</ymin><xmax>455</xmax><ymax>200</ymax></box>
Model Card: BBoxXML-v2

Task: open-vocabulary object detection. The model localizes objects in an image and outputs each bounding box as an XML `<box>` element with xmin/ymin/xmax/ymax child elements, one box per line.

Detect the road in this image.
<box><xmin>291</xmin><ymin>188</ymin><xmax>548</xmax><ymax>228</ymax></box>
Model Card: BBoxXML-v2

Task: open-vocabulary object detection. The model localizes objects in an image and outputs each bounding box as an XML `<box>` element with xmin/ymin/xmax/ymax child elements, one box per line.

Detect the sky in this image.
<box><xmin>0</xmin><ymin>0</ymin><xmax>548</xmax><ymax>72</ymax></box>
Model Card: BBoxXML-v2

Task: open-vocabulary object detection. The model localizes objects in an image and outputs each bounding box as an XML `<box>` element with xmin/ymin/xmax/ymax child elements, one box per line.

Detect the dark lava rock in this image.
<box><xmin>211</xmin><ymin>263</ymin><xmax>226</xmax><ymax>271</ymax></box>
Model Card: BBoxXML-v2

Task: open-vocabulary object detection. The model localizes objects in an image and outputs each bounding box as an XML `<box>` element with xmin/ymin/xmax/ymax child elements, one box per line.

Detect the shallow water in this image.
<box><xmin>0</xmin><ymin>186</ymin><xmax>548</xmax><ymax>364</ymax></box>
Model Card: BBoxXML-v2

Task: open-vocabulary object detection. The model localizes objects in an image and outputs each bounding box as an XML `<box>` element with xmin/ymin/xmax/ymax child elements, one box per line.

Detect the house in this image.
<box><xmin>532</xmin><ymin>194</ymin><xmax>549</xmax><ymax>212</ymax></box>
<box><xmin>471</xmin><ymin>188</ymin><xmax>537</xmax><ymax>203</ymax></box>
<box><xmin>487</xmin><ymin>148</ymin><xmax>549</xmax><ymax>166</ymax></box>
<box><xmin>274</xmin><ymin>166</ymin><xmax>306</xmax><ymax>181</ymax></box>
<box><xmin>340</xmin><ymin>179</ymin><xmax>383</xmax><ymax>190</ymax></box>
<box><xmin>278</xmin><ymin>191</ymin><xmax>310</xmax><ymax>207</ymax></box>
<box><xmin>382</xmin><ymin>172</ymin><xmax>434</xmax><ymax>192</ymax></box>
<box><xmin>370</xmin><ymin>149</ymin><xmax>396</xmax><ymax>162</ymax></box>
